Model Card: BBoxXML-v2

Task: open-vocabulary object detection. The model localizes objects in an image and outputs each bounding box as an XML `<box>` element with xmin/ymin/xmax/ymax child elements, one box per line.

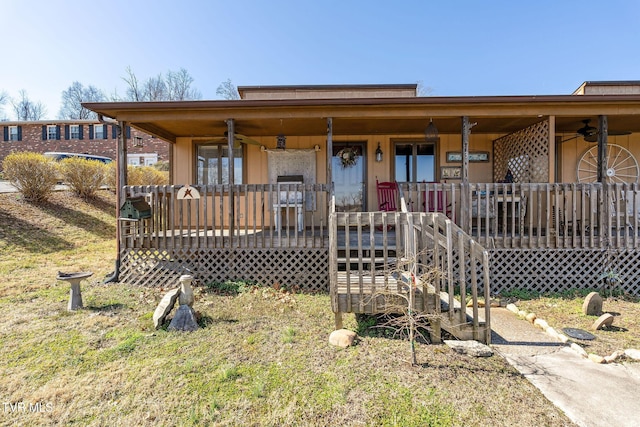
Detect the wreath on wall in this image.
<box><xmin>336</xmin><ymin>147</ymin><xmax>358</xmax><ymax>168</ymax></box>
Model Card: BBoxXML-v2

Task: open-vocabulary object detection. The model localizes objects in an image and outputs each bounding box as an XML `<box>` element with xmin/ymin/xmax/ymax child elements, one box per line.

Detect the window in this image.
<box><xmin>394</xmin><ymin>141</ymin><xmax>435</xmax><ymax>182</ymax></box>
<box><xmin>70</xmin><ymin>125</ymin><xmax>80</xmax><ymax>139</ymax></box>
<box><xmin>47</xmin><ymin>125</ymin><xmax>58</xmax><ymax>140</ymax></box>
<box><xmin>94</xmin><ymin>124</ymin><xmax>105</xmax><ymax>139</ymax></box>
<box><xmin>196</xmin><ymin>143</ymin><xmax>243</xmax><ymax>185</ymax></box>
<box><xmin>8</xmin><ymin>126</ymin><xmax>20</xmax><ymax>141</ymax></box>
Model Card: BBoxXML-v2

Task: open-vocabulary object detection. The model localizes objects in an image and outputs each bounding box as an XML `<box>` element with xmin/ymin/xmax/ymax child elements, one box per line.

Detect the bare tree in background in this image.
<box><xmin>216</xmin><ymin>78</ymin><xmax>240</xmax><ymax>100</ymax></box>
<box><xmin>0</xmin><ymin>91</ymin><xmax>7</xmax><ymax>119</ymax></box>
<box><xmin>59</xmin><ymin>81</ymin><xmax>106</xmax><ymax>119</ymax></box>
<box><xmin>12</xmin><ymin>90</ymin><xmax>46</xmax><ymax>120</ymax></box>
<box><xmin>122</xmin><ymin>66</ymin><xmax>202</xmax><ymax>101</ymax></box>
<box><xmin>167</xmin><ymin>68</ymin><xmax>202</xmax><ymax>100</ymax></box>
<box><xmin>416</xmin><ymin>80</ymin><xmax>434</xmax><ymax>96</ymax></box>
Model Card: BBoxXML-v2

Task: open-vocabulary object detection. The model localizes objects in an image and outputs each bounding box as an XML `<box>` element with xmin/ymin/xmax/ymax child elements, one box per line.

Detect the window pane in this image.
<box><xmin>48</xmin><ymin>126</ymin><xmax>57</xmax><ymax>140</ymax></box>
<box><xmin>394</xmin><ymin>142</ymin><xmax>435</xmax><ymax>182</ymax></box>
<box><xmin>196</xmin><ymin>143</ymin><xmax>243</xmax><ymax>185</ymax></box>
<box><xmin>70</xmin><ymin>125</ymin><xmax>80</xmax><ymax>139</ymax></box>
<box><xmin>416</xmin><ymin>144</ymin><xmax>435</xmax><ymax>182</ymax></box>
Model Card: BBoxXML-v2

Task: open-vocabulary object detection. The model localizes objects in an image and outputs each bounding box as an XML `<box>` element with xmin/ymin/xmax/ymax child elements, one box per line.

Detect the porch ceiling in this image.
<box><xmin>84</xmin><ymin>94</ymin><xmax>640</xmax><ymax>143</ymax></box>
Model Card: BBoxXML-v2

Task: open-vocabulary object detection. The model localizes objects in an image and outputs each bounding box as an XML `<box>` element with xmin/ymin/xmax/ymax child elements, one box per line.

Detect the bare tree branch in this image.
<box><xmin>216</xmin><ymin>78</ymin><xmax>240</xmax><ymax>100</ymax></box>
<box><xmin>59</xmin><ymin>81</ymin><xmax>106</xmax><ymax>119</ymax></box>
<box><xmin>122</xmin><ymin>67</ymin><xmax>201</xmax><ymax>101</ymax></box>
<box><xmin>12</xmin><ymin>90</ymin><xmax>47</xmax><ymax>120</ymax></box>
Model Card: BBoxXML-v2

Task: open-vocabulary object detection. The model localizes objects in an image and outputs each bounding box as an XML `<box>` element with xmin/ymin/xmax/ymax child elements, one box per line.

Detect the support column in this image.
<box><xmin>597</xmin><ymin>115</ymin><xmax>609</xmax><ymax>241</ymax></box>
<box><xmin>227</xmin><ymin>119</ymin><xmax>235</xmax><ymax>241</ymax></box>
<box><xmin>327</xmin><ymin>117</ymin><xmax>333</xmax><ymax>192</ymax></box>
<box><xmin>461</xmin><ymin>116</ymin><xmax>471</xmax><ymax>231</ymax></box>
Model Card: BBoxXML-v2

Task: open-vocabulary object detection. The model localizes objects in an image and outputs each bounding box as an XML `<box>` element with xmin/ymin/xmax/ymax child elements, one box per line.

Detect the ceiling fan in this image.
<box><xmin>203</xmin><ymin>132</ymin><xmax>262</xmax><ymax>147</ymax></box>
<box><xmin>561</xmin><ymin>119</ymin><xmax>631</xmax><ymax>143</ymax></box>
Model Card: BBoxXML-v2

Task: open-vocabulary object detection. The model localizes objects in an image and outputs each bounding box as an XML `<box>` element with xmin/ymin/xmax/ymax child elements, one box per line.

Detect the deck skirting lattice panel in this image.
<box><xmin>489</xmin><ymin>248</ymin><xmax>640</xmax><ymax>296</ymax></box>
<box><xmin>119</xmin><ymin>248</ymin><xmax>329</xmax><ymax>291</ymax></box>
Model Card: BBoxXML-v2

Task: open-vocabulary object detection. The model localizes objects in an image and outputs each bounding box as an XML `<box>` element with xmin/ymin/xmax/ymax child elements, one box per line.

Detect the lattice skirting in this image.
<box><xmin>489</xmin><ymin>248</ymin><xmax>640</xmax><ymax>296</ymax></box>
<box><xmin>119</xmin><ymin>248</ymin><xmax>329</xmax><ymax>292</ymax></box>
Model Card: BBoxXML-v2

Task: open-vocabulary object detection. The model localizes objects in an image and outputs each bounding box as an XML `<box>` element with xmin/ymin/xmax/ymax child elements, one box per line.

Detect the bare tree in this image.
<box><xmin>12</xmin><ymin>90</ymin><xmax>46</xmax><ymax>120</ymax></box>
<box><xmin>216</xmin><ymin>78</ymin><xmax>240</xmax><ymax>100</ymax></box>
<box><xmin>59</xmin><ymin>81</ymin><xmax>106</xmax><ymax>119</ymax></box>
<box><xmin>416</xmin><ymin>80</ymin><xmax>434</xmax><ymax>97</ymax></box>
<box><xmin>166</xmin><ymin>68</ymin><xmax>202</xmax><ymax>100</ymax></box>
<box><xmin>0</xmin><ymin>91</ymin><xmax>7</xmax><ymax>119</ymax></box>
<box><xmin>122</xmin><ymin>67</ymin><xmax>201</xmax><ymax>101</ymax></box>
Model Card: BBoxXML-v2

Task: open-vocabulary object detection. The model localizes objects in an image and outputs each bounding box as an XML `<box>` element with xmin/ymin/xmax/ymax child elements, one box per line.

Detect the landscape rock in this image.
<box><xmin>546</xmin><ymin>327</ymin><xmax>559</xmax><ymax>339</ymax></box>
<box><xmin>534</xmin><ymin>318</ymin><xmax>549</xmax><ymax>330</ymax></box>
<box><xmin>570</xmin><ymin>343</ymin><xmax>588</xmax><ymax>357</ymax></box>
<box><xmin>582</xmin><ymin>291</ymin><xmax>603</xmax><ymax>316</ymax></box>
<box><xmin>329</xmin><ymin>329</ymin><xmax>357</xmax><ymax>348</ymax></box>
<box><xmin>506</xmin><ymin>303</ymin><xmax>519</xmax><ymax>314</ymax></box>
<box><xmin>444</xmin><ymin>340</ymin><xmax>493</xmax><ymax>357</ymax></box>
<box><xmin>591</xmin><ymin>313</ymin><xmax>614</xmax><ymax>331</ymax></box>
<box><xmin>153</xmin><ymin>287</ymin><xmax>181</xmax><ymax>329</ymax></box>
<box><xmin>604</xmin><ymin>351</ymin><xmax>624</xmax><ymax>364</ymax></box>
<box><xmin>624</xmin><ymin>349</ymin><xmax>640</xmax><ymax>360</ymax></box>
<box><xmin>557</xmin><ymin>333</ymin><xmax>570</xmax><ymax>343</ymax></box>
<box><xmin>525</xmin><ymin>312</ymin><xmax>537</xmax><ymax>324</ymax></box>
<box><xmin>167</xmin><ymin>305</ymin><xmax>199</xmax><ymax>332</ymax></box>
<box><xmin>588</xmin><ymin>353</ymin><xmax>605</xmax><ymax>364</ymax></box>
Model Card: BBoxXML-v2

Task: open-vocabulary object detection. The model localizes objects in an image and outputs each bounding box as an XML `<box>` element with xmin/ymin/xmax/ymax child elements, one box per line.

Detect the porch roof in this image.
<box><xmin>84</xmin><ymin>93</ymin><xmax>640</xmax><ymax>144</ymax></box>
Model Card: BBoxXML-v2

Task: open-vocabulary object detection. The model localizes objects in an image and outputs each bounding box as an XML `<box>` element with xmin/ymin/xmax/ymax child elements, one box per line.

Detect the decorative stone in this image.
<box><xmin>444</xmin><ymin>340</ymin><xmax>493</xmax><ymax>357</ymax></box>
<box><xmin>534</xmin><ymin>318</ymin><xmax>549</xmax><ymax>330</ymax></box>
<box><xmin>604</xmin><ymin>351</ymin><xmax>624</xmax><ymax>363</ymax></box>
<box><xmin>167</xmin><ymin>305</ymin><xmax>199</xmax><ymax>332</ymax></box>
<box><xmin>506</xmin><ymin>303</ymin><xmax>519</xmax><ymax>314</ymax></box>
<box><xmin>546</xmin><ymin>327</ymin><xmax>559</xmax><ymax>339</ymax></box>
<box><xmin>329</xmin><ymin>329</ymin><xmax>357</xmax><ymax>348</ymax></box>
<box><xmin>624</xmin><ymin>349</ymin><xmax>640</xmax><ymax>360</ymax></box>
<box><xmin>153</xmin><ymin>287</ymin><xmax>181</xmax><ymax>329</ymax></box>
<box><xmin>517</xmin><ymin>310</ymin><xmax>527</xmax><ymax>318</ymax></box>
<box><xmin>178</xmin><ymin>275</ymin><xmax>195</xmax><ymax>307</ymax></box>
<box><xmin>525</xmin><ymin>312</ymin><xmax>537</xmax><ymax>323</ymax></box>
<box><xmin>591</xmin><ymin>313</ymin><xmax>614</xmax><ymax>330</ymax></box>
<box><xmin>582</xmin><ymin>291</ymin><xmax>603</xmax><ymax>316</ymax></box>
<box><xmin>588</xmin><ymin>353</ymin><xmax>605</xmax><ymax>364</ymax></box>
<box><xmin>570</xmin><ymin>342</ymin><xmax>588</xmax><ymax>357</ymax></box>
<box><xmin>557</xmin><ymin>333</ymin><xmax>570</xmax><ymax>343</ymax></box>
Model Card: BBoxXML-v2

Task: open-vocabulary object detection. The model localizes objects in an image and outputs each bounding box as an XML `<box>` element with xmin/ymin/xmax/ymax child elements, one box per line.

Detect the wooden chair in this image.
<box><xmin>376</xmin><ymin>179</ymin><xmax>398</xmax><ymax>212</ymax></box>
<box><xmin>423</xmin><ymin>182</ymin><xmax>454</xmax><ymax>220</ymax></box>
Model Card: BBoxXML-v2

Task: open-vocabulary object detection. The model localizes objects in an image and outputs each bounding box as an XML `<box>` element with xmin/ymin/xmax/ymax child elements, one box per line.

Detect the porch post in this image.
<box><xmin>327</xmin><ymin>118</ymin><xmax>333</xmax><ymax>189</ymax></box>
<box><xmin>461</xmin><ymin>116</ymin><xmax>471</xmax><ymax>230</ymax></box>
<box><xmin>106</xmin><ymin>120</ymin><xmax>127</xmax><ymax>283</ymax></box>
<box><xmin>597</xmin><ymin>115</ymin><xmax>609</xmax><ymax>243</ymax></box>
<box><xmin>227</xmin><ymin>119</ymin><xmax>235</xmax><ymax>238</ymax></box>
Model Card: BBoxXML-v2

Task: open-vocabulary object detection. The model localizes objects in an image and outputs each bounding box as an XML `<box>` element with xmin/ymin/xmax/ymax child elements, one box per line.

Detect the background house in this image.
<box><xmin>0</xmin><ymin>120</ymin><xmax>169</xmax><ymax>167</ymax></box>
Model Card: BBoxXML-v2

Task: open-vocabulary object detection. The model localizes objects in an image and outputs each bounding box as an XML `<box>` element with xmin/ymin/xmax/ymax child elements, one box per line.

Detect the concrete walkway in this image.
<box><xmin>490</xmin><ymin>307</ymin><xmax>640</xmax><ymax>427</ymax></box>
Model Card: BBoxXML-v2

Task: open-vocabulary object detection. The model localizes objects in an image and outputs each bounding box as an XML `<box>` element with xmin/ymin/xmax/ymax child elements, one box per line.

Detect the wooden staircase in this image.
<box><xmin>330</xmin><ymin>210</ymin><xmax>491</xmax><ymax>344</ymax></box>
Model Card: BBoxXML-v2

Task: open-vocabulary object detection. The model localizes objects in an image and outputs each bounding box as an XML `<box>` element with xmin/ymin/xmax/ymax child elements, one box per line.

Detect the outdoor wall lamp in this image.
<box><xmin>133</xmin><ymin>136</ymin><xmax>143</xmax><ymax>147</ymax></box>
<box><xmin>375</xmin><ymin>142</ymin><xmax>383</xmax><ymax>162</ymax></box>
<box><xmin>276</xmin><ymin>133</ymin><xmax>286</xmax><ymax>149</ymax></box>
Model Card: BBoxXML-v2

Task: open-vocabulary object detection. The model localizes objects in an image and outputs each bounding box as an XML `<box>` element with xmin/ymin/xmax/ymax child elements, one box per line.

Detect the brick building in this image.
<box><xmin>0</xmin><ymin>120</ymin><xmax>169</xmax><ymax>167</ymax></box>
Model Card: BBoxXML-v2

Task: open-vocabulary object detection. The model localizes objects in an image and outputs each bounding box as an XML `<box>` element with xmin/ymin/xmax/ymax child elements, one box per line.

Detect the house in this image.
<box><xmin>84</xmin><ymin>81</ymin><xmax>640</xmax><ymax>343</ymax></box>
<box><xmin>0</xmin><ymin>120</ymin><xmax>169</xmax><ymax>167</ymax></box>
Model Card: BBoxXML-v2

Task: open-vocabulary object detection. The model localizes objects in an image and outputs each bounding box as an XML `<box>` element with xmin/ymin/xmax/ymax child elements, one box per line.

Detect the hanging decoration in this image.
<box><xmin>336</xmin><ymin>147</ymin><xmax>358</xmax><ymax>168</ymax></box>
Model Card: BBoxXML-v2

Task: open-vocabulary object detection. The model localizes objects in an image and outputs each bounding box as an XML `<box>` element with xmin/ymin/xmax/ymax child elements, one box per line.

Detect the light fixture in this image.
<box><xmin>133</xmin><ymin>136</ymin><xmax>143</xmax><ymax>147</ymax></box>
<box><xmin>375</xmin><ymin>142</ymin><xmax>383</xmax><ymax>162</ymax></box>
<box><xmin>276</xmin><ymin>133</ymin><xmax>286</xmax><ymax>149</ymax></box>
<box><xmin>425</xmin><ymin>118</ymin><xmax>439</xmax><ymax>143</ymax></box>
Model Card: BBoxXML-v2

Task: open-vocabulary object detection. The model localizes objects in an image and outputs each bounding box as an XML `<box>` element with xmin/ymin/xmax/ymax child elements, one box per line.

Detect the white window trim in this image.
<box><xmin>47</xmin><ymin>125</ymin><xmax>57</xmax><ymax>140</ymax></box>
<box><xmin>8</xmin><ymin>126</ymin><xmax>19</xmax><ymax>141</ymax></box>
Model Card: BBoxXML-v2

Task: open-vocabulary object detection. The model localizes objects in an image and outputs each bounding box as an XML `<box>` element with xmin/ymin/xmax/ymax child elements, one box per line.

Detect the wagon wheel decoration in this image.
<box><xmin>576</xmin><ymin>144</ymin><xmax>640</xmax><ymax>183</ymax></box>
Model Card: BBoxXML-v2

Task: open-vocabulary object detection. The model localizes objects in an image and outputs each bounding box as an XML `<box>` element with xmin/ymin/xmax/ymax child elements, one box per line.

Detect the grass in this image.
<box><xmin>0</xmin><ymin>191</ymin><xmax>582</xmax><ymax>426</ymax></box>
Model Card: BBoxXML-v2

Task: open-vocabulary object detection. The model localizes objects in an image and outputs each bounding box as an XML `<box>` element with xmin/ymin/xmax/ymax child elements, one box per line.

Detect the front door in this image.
<box><xmin>333</xmin><ymin>142</ymin><xmax>366</xmax><ymax>212</ymax></box>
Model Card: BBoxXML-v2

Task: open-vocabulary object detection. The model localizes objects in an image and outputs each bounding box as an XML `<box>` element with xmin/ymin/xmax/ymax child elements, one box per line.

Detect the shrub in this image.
<box><xmin>128</xmin><ymin>165</ymin><xmax>169</xmax><ymax>186</ymax></box>
<box><xmin>2</xmin><ymin>152</ymin><xmax>58</xmax><ymax>203</ymax></box>
<box><xmin>153</xmin><ymin>160</ymin><xmax>169</xmax><ymax>171</ymax></box>
<box><xmin>59</xmin><ymin>157</ymin><xmax>108</xmax><ymax>199</ymax></box>
<box><xmin>105</xmin><ymin>163</ymin><xmax>169</xmax><ymax>189</ymax></box>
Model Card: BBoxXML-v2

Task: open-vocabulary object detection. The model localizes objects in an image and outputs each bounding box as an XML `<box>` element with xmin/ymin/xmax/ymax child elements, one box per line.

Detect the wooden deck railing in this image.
<box><xmin>121</xmin><ymin>184</ymin><xmax>330</xmax><ymax>249</ymax></box>
<box><xmin>400</xmin><ymin>182</ymin><xmax>640</xmax><ymax>250</ymax></box>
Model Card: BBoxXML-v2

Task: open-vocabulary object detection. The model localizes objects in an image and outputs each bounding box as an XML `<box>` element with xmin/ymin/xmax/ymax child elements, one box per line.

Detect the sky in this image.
<box><xmin>2</xmin><ymin>0</ymin><xmax>640</xmax><ymax>120</ymax></box>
